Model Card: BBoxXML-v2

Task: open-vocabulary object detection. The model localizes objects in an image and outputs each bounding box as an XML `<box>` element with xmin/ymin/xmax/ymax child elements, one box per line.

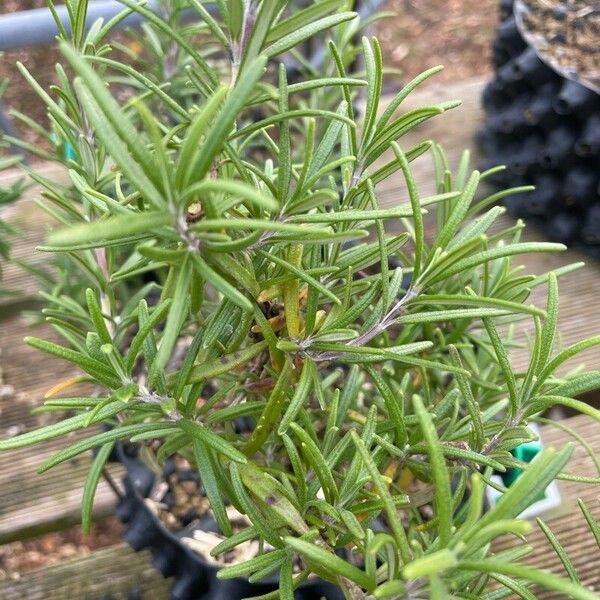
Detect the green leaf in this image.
<box><xmin>85</xmin><ymin>288</ymin><xmax>112</xmax><ymax>344</ymax></box>
<box><xmin>241</xmin><ymin>0</ymin><xmax>285</xmax><ymax>68</ymax></box>
<box><xmin>536</xmin><ymin>518</ymin><xmax>579</xmax><ymax>583</ymax></box>
<box><xmin>279</xmin><ymin>556</ymin><xmax>295</xmax><ymax>600</ymax></box>
<box><xmin>183</xmin><ymin>340</ymin><xmax>268</xmax><ymax>384</ymax></box>
<box><xmin>237</xmin><ymin>461</ymin><xmax>308</xmax><ymax>534</ymax></box>
<box><xmin>193</xmin><ymin>55</ymin><xmax>267</xmax><ymax>181</ymax></box>
<box><xmin>217</xmin><ymin>549</ymin><xmax>287</xmax><ymax>580</ymax></box>
<box><xmin>39</xmin><ymin>423</ymin><xmax>178</xmax><ymax>472</ymax></box>
<box><xmin>412</xmin><ymin>395</ymin><xmax>452</xmax><ymax>546</ymax></box>
<box><xmin>258</xmin><ymin>249</ymin><xmax>340</xmax><ymax>305</ymax></box>
<box><xmin>449</xmin><ymin>346</ymin><xmax>484</xmax><ymax>451</ymax></box>
<box><xmin>279</xmin><ymin>359</ymin><xmax>315</xmax><ymax>434</ymax></box>
<box><xmin>61</xmin><ymin>43</ymin><xmax>162</xmax><ymax>189</ymax></box>
<box><xmin>350</xmin><ymin>431</ymin><xmax>411</xmax><ymax>563</ymax></box>
<box><xmin>550</xmin><ymin>372</ymin><xmax>600</xmax><ymax>398</ymax></box>
<box><xmin>191</xmin><ymin>437</ymin><xmax>232</xmax><ymax>536</ymax></box>
<box><xmin>432</xmin><ymin>171</ymin><xmax>480</xmax><ymax>251</ymax></box>
<box><xmin>149</xmin><ymin>256</ymin><xmax>192</xmax><ymax>385</ymax></box>
<box><xmin>114</xmin><ymin>0</ymin><xmax>217</xmax><ymax>90</ymax></box>
<box><xmin>533</xmin><ymin>336</ymin><xmax>600</xmax><ymax>390</ymax></box>
<box><xmin>470</xmin><ymin>446</ymin><xmax>573</xmax><ymax>534</ymax></box>
<box><xmin>267</xmin><ymin>0</ymin><xmax>340</xmax><ymax>43</ymax></box>
<box><xmin>24</xmin><ymin>337</ymin><xmax>121</xmax><ymax>389</ymax></box>
<box><xmin>427</xmin><ymin>243</ymin><xmax>566</xmax><ymax>284</ymax></box>
<box><xmin>181</xmin><ymin>179</ymin><xmax>278</xmax><ymax>212</ymax></box>
<box><xmin>458</xmin><ymin>561</ymin><xmax>598</xmax><ymax>600</ymax></box>
<box><xmin>228</xmin><ymin>463</ymin><xmax>283</xmax><ymax>548</ymax></box>
<box><xmin>0</xmin><ymin>401</ymin><xmax>123</xmax><ymax>450</ymax></box>
<box><xmin>284</xmin><ymin>537</ymin><xmax>373</xmax><ymax>591</ymax></box>
<box><xmin>81</xmin><ymin>442</ymin><xmax>114</xmax><ymax>535</ymax></box>
<box><xmin>125</xmin><ymin>299</ymin><xmax>172</xmax><ymax>373</ymax></box>
<box><xmin>178</xmin><ymin>419</ymin><xmax>246</xmax><ymax>464</ymax></box>
<box><xmin>264</xmin><ymin>12</ymin><xmax>357</xmax><ymax>57</ymax></box>
<box><xmin>391</xmin><ymin>143</ymin><xmax>423</xmax><ymax>280</ymax></box>
<box><xmin>402</xmin><ymin>549</ymin><xmax>458</xmax><ymax>579</ymax></box>
<box><xmin>289</xmin><ymin>423</ymin><xmax>338</xmax><ymax>503</ymax></box>
<box><xmin>244</xmin><ymin>359</ymin><xmax>293</xmax><ymax>455</ymax></box>
<box><xmin>191</xmin><ymin>253</ymin><xmax>252</xmax><ymax>311</ymax></box>
<box><xmin>47</xmin><ymin>211</ymin><xmax>171</xmax><ymax>250</ymax></box>
<box><xmin>483</xmin><ymin>317</ymin><xmax>518</xmax><ymax>415</ymax></box>
<box><xmin>377</xmin><ymin>65</ymin><xmax>443</xmax><ymax>130</ymax></box>
<box><xmin>360</xmin><ymin>37</ymin><xmax>382</xmax><ymax>148</ymax></box>
<box><xmin>175</xmin><ymin>86</ymin><xmax>229</xmax><ymax>187</ymax></box>
<box><xmin>410</xmin><ymin>294</ymin><xmax>545</xmax><ymax>318</ymax></box>
<box><xmin>578</xmin><ymin>499</ymin><xmax>600</xmax><ymax>550</ymax></box>
<box><xmin>398</xmin><ymin>308</ymin><xmax>511</xmax><ymax>324</ymax></box>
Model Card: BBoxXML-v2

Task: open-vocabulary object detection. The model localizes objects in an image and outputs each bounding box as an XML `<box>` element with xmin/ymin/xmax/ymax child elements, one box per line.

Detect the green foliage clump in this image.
<box><xmin>1</xmin><ymin>1</ymin><xmax>600</xmax><ymax>598</ymax></box>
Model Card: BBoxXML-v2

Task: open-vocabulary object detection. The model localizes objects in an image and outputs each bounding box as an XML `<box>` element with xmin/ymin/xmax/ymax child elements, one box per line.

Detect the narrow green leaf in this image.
<box><xmin>536</xmin><ymin>518</ymin><xmax>579</xmax><ymax>582</ymax></box>
<box><xmin>191</xmin><ymin>437</ymin><xmax>232</xmax><ymax>536</ymax></box>
<box><xmin>244</xmin><ymin>359</ymin><xmax>293</xmax><ymax>455</ymax></box>
<box><xmin>578</xmin><ymin>499</ymin><xmax>600</xmax><ymax>550</ymax></box>
<box><xmin>179</xmin><ymin>419</ymin><xmax>246</xmax><ymax>464</ymax></box>
<box><xmin>39</xmin><ymin>423</ymin><xmax>178</xmax><ymax>472</ymax></box>
<box><xmin>471</xmin><ymin>446</ymin><xmax>573</xmax><ymax>534</ymax></box>
<box><xmin>412</xmin><ymin>395</ymin><xmax>452</xmax><ymax>546</ymax></box>
<box><xmin>184</xmin><ymin>341</ymin><xmax>268</xmax><ymax>384</ymax></box>
<box><xmin>193</xmin><ymin>56</ymin><xmax>267</xmax><ymax>180</ymax></box>
<box><xmin>149</xmin><ymin>256</ymin><xmax>192</xmax><ymax>385</ymax></box>
<box><xmin>284</xmin><ymin>537</ymin><xmax>373</xmax><ymax>591</ymax></box>
<box><xmin>191</xmin><ymin>253</ymin><xmax>252</xmax><ymax>311</ymax></box>
<box><xmin>175</xmin><ymin>86</ymin><xmax>229</xmax><ymax>187</ymax></box>
<box><xmin>289</xmin><ymin>422</ymin><xmax>338</xmax><ymax>503</ymax></box>
<box><xmin>258</xmin><ymin>249</ymin><xmax>339</xmax><ymax>305</ymax></box>
<box><xmin>81</xmin><ymin>442</ymin><xmax>114</xmax><ymax>535</ymax></box>
<box><xmin>264</xmin><ymin>12</ymin><xmax>357</xmax><ymax>57</ymax></box>
<box><xmin>402</xmin><ymin>549</ymin><xmax>458</xmax><ymax>579</ymax></box>
<box><xmin>279</xmin><ymin>360</ymin><xmax>315</xmax><ymax>434</ymax></box>
<box><xmin>391</xmin><ymin>143</ymin><xmax>423</xmax><ymax>280</ymax></box>
<box><xmin>483</xmin><ymin>318</ymin><xmax>518</xmax><ymax>415</ymax></box>
<box><xmin>238</xmin><ymin>461</ymin><xmax>308</xmax><ymax>534</ymax></box>
<box><xmin>458</xmin><ymin>561</ymin><xmax>598</xmax><ymax>600</ymax></box>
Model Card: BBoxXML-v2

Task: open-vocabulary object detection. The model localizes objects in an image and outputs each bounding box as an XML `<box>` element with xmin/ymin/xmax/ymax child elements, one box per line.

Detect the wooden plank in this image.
<box><xmin>1</xmin><ymin>163</ymin><xmax>67</xmax><ymax>307</ymax></box>
<box><xmin>493</xmin><ymin>415</ymin><xmax>600</xmax><ymax>598</ymax></box>
<box><xmin>0</xmin><ymin>313</ymin><xmax>123</xmax><ymax>543</ymax></box>
<box><xmin>0</xmin><ymin>543</ymin><xmax>170</xmax><ymax>600</ymax></box>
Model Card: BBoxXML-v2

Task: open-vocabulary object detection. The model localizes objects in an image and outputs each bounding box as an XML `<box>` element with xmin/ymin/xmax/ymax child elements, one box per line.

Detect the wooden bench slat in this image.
<box><xmin>1</xmin><ymin>314</ymin><xmax>122</xmax><ymax>543</ymax></box>
<box><xmin>0</xmin><ymin>543</ymin><xmax>170</xmax><ymax>600</ymax></box>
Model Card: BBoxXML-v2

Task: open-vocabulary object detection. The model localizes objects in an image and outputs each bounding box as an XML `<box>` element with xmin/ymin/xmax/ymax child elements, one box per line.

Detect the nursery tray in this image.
<box><xmin>0</xmin><ymin>542</ymin><xmax>170</xmax><ymax>599</ymax></box>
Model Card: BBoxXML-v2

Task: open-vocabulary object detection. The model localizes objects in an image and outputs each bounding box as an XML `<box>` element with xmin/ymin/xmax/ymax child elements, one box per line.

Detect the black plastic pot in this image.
<box><xmin>114</xmin><ymin>445</ymin><xmax>344</xmax><ymax>600</ymax></box>
<box><xmin>477</xmin><ymin>0</ymin><xmax>600</xmax><ymax>255</ymax></box>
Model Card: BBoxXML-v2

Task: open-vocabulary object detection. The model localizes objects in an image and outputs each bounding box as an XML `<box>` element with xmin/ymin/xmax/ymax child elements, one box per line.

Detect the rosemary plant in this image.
<box><xmin>1</xmin><ymin>1</ymin><xmax>600</xmax><ymax>598</ymax></box>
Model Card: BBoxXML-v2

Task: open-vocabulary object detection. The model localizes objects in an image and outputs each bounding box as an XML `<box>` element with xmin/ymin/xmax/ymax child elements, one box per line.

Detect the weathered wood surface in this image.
<box><xmin>0</xmin><ymin>543</ymin><xmax>170</xmax><ymax>599</ymax></box>
<box><xmin>0</xmin><ymin>313</ymin><xmax>122</xmax><ymax>543</ymax></box>
<box><xmin>1</xmin><ymin>163</ymin><xmax>67</xmax><ymax>306</ymax></box>
<box><xmin>493</xmin><ymin>414</ymin><xmax>600</xmax><ymax>598</ymax></box>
